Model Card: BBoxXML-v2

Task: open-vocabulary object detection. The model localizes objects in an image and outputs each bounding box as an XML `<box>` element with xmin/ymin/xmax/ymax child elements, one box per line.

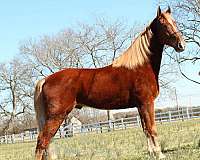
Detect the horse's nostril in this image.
<box><xmin>176</xmin><ymin>42</ymin><xmax>185</xmax><ymax>52</ymax></box>
<box><xmin>178</xmin><ymin>42</ymin><xmax>183</xmax><ymax>49</ymax></box>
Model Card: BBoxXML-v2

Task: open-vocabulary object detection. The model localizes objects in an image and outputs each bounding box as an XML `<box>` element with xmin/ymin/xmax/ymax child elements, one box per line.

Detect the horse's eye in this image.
<box><xmin>163</xmin><ymin>25</ymin><xmax>168</xmax><ymax>30</ymax></box>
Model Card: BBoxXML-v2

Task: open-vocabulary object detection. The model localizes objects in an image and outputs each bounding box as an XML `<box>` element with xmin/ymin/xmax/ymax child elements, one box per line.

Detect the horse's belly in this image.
<box><xmin>78</xmin><ymin>90</ymin><xmax>132</xmax><ymax>110</ymax></box>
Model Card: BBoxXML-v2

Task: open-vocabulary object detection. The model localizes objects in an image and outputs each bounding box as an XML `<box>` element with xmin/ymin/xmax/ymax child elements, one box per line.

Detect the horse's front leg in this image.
<box><xmin>138</xmin><ymin>108</ymin><xmax>154</xmax><ymax>156</ymax></box>
<box><xmin>138</xmin><ymin>101</ymin><xmax>165</xmax><ymax>159</ymax></box>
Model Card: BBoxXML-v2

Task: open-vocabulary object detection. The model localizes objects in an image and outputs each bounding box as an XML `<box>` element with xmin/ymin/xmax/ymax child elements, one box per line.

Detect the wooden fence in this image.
<box><xmin>0</xmin><ymin>107</ymin><xmax>200</xmax><ymax>144</ymax></box>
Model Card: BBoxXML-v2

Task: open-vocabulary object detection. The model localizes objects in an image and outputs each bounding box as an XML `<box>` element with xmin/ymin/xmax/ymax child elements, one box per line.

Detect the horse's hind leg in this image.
<box><xmin>138</xmin><ymin>101</ymin><xmax>165</xmax><ymax>159</ymax></box>
<box><xmin>35</xmin><ymin>101</ymin><xmax>75</xmax><ymax>160</ymax></box>
<box><xmin>35</xmin><ymin>116</ymin><xmax>65</xmax><ymax>160</ymax></box>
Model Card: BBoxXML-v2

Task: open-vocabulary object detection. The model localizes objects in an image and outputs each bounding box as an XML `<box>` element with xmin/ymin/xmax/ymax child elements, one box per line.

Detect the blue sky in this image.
<box><xmin>0</xmin><ymin>0</ymin><xmax>158</xmax><ymax>62</ymax></box>
<box><xmin>0</xmin><ymin>0</ymin><xmax>199</xmax><ymax>107</ymax></box>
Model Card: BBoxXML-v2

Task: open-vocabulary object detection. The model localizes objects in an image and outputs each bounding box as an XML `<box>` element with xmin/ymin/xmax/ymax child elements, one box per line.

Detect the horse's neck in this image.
<box><xmin>112</xmin><ymin>28</ymin><xmax>164</xmax><ymax>77</ymax></box>
<box><xmin>149</xmin><ymin>34</ymin><xmax>164</xmax><ymax>79</ymax></box>
<box><xmin>134</xmin><ymin>28</ymin><xmax>164</xmax><ymax>77</ymax></box>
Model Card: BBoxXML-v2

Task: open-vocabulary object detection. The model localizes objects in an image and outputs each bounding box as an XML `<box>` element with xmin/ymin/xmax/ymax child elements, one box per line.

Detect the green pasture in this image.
<box><xmin>0</xmin><ymin>119</ymin><xmax>200</xmax><ymax>160</ymax></box>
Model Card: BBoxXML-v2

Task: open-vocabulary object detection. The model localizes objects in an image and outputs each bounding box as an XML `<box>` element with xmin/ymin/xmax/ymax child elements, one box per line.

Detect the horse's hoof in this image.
<box><xmin>158</xmin><ymin>153</ymin><xmax>166</xmax><ymax>159</ymax></box>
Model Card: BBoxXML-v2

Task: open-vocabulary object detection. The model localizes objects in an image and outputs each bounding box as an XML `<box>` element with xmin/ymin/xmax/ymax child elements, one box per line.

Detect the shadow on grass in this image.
<box><xmin>163</xmin><ymin>144</ymin><xmax>199</xmax><ymax>154</ymax></box>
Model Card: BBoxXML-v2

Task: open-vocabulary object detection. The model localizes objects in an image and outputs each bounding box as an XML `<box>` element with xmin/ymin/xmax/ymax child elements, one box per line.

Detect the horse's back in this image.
<box><xmin>43</xmin><ymin>67</ymin><xmax>101</xmax><ymax>99</ymax></box>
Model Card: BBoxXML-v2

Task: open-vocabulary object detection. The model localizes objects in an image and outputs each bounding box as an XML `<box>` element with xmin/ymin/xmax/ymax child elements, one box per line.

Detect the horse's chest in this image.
<box><xmin>130</xmin><ymin>71</ymin><xmax>159</xmax><ymax>101</ymax></box>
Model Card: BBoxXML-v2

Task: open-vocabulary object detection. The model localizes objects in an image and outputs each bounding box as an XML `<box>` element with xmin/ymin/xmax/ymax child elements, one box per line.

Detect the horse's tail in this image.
<box><xmin>34</xmin><ymin>79</ymin><xmax>57</xmax><ymax>159</ymax></box>
<box><xmin>34</xmin><ymin>79</ymin><xmax>46</xmax><ymax>132</ymax></box>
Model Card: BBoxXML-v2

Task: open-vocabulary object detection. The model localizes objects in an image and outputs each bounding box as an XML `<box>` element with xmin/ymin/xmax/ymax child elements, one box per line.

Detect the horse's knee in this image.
<box><xmin>36</xmin><ymin>130</ymin><xmax>52</xmax><ymax>153</ymax></box>
<box><xmin>143</xmin><ymin>128</ymin><xmax>151</xmax><ymax>138</ymax></box>
<box><xmin>144</xmin><ymin>125</ymin><xmax>157</xmax><ymax>138</ymax></box>
<box><xmin>151</xmin><ymin>125</ymin><xmax>158</xmax><ymax>136</ymax></box>
<box><xmin>36</xmin><ymin>136</ymin><xmax>58</xmax><ymax>160</ymax></box>
<box><xmin>35</xmin><ymin>136</ymin><xmax>50</xmax><ymax>160</ymax></box>
<box><xmin>36</xmin><ymin>137</ymin><xmax>49</xmax><ymax>150</ymax></box>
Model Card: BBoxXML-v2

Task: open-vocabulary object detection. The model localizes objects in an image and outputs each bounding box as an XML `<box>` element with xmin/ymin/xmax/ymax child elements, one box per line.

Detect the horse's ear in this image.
<box><xmin>166</xmin><ymin>6</ymin><xmax>171</xmax><ymax>14</ymax></box>
<box><xmin>157</xmin><ymin>6</ymin><xmax>161</xmax><ymax>17</ymax></box>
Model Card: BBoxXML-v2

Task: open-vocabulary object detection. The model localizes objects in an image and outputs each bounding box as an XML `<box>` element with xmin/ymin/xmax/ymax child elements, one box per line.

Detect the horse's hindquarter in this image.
<box><xmin>42</xmin><ymin>69</ymin><xmax>82</xmax><ymax>114</ymax></box>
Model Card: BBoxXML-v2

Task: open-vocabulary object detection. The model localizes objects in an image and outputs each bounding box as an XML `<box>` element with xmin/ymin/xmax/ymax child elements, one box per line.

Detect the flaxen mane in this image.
<box><xmin>112</xmin><ymin>28</ymin><xmax>153</xmax><ymax>69</ymax></box>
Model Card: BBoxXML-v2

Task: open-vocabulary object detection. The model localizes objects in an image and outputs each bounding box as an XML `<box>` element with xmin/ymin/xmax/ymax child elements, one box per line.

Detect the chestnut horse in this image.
<box><xmin>34</xmin><ymin>7</ymin><xmax>185</xmax><ymax>160</ymax></box>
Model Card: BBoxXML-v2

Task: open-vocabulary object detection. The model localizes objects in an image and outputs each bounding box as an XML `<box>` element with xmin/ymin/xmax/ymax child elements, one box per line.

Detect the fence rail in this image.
<box><xmin>1</xmin><ymin>107</ymin><xmax>200</xmax><ymax>144</ymax></box>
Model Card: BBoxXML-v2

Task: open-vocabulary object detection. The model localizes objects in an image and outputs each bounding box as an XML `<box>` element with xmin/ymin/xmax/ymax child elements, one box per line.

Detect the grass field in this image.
<box><xmin>0</xmin><ymin>119</ymin><xmax>200</xmax><ymax>160</ymax></box>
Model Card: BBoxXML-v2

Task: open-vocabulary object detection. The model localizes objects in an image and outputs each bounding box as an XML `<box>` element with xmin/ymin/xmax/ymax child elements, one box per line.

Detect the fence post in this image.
<box><xmin>21</xmin><ymin>132</ymin><xmax>24</xmax><ymax>142</ymax></box>
<box><xmin>182</xmin><ymin>107</ymin><xmax>184</xmax><ymax>120</ymax></box>
<box><xmin>97</xmin><ymin>123</ymin><xmax>102</xmax><ymax>133</ymax></box>
<box><xmin>5</xmin><ymin>135</ymin><xmax>8</xmax><ymax>144</ymax></box>
<box><xmin>12</xmin><ymin>134</ymin><xmax>15</xmax><ymax>143</ymax></box>
<box><xmin>9</xmin><ymin>135</ymin><xmax>12</xmax><ymax>143</ymax></box>
<box><xmin>191</xmin><ymin>107</ymin><xmax>194</xmax><ymax>118</ymax></box>
<box><xmin>168</xmin><ymin>111</ymin><xmax>171</xmax><ymax>122</ymax></box>
<box><xmin>108</xmin><ymin>120</ymin><xmax>112</xmax><ymax>132</ymax></box>
<box><xmin>29</xmin><ymin>131</ymin><xmax>32</xmax><ymax>140</ymax></box>
<box><xmin>72</xmin><ymin>124</ymin><xmax>74</xmax><ymax>136</ymax></box>
<box><xmin>186</xmin><ymin>107</ymin><xmax>190</xmax><ymax>119</ymax></box>
<box><xmin>80</xmin><ymin>125</ymin><xmax>83</xmax><ymax>133</ymax></box>
<box><xmin>59</xmin><ymin>128</ymin><xmax>62</xmax><ymax>138</ymax></box>
<box><xmin>137</xmin><ymin>115</ymin><xmax>140</xmax><ymax>127</ymax></box>
<box><xmin>121</xmin><ymin>118</ymin><xmax>124</xmax><ymax>129</ymax></box>
<box><xmin>95</xmin><ymin>123</ymin><xmax>99</xmax><ymax>133</ymax></box>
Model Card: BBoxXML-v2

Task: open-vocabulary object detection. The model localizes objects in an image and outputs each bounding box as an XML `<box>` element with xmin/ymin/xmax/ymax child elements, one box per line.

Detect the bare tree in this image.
<box><xmin>96</xmin><ymin>18</ymin><xmax>136</xmax><ymax>61</ymax></box>
<box><xmin>20</xmin><ymin>29</ymin><xmax>81</xmax><ymax>78</ymax></box>
<box><xmin>162</xmin><ymin>0</ymin><xmax>200</xmax><ymax>84</ymax></box>
<box><xmin>0</xmin><ymin>58</ymin><xmax>34</xmax><ymax>133</ymax></box>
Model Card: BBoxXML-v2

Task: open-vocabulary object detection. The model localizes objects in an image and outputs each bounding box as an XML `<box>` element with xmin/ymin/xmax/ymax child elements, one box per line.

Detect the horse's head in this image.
<box><xmin>150</xmin><ymin>6</ymin><xmax>185</xmax><ymax>52</ymax></box>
